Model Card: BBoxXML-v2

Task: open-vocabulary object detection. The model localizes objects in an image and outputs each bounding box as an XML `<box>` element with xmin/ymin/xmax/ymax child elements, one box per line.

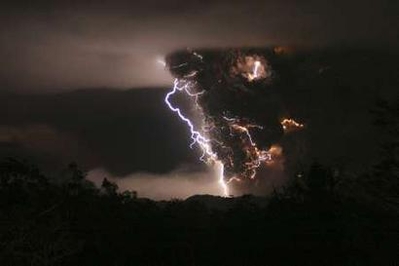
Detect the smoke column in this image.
<box><xmin>164</xmin><ymin>48</ymin><xmax>304</xmax><ymax>196</ymax></box>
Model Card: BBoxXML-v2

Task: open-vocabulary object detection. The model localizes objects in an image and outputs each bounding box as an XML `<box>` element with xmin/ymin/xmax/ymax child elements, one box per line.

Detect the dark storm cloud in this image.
<box><xmin>0</xmin><ymin>0</ymin><xmax>397</xmax><ymax>92</ymax></box>
<box><xmin>164</xmin><ymin>47</ymin><xmax>399</xmax><ymax>195</ymax></box>
<box><xmin>0</xmin><ymin>124</ymin><xmax>86</xmax><ymax>156</ymax></box>
<box><xmin>0</xmin><ymin>89</ymin><xmax>204</xmax><ymax>175</ymax></box>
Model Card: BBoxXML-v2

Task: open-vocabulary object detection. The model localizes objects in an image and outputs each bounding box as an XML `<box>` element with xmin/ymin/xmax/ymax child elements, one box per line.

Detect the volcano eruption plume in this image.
<box><xmin>165</xmin><ymin>48</ymin><xmax>304</xmax><ymax>195</ymax></box>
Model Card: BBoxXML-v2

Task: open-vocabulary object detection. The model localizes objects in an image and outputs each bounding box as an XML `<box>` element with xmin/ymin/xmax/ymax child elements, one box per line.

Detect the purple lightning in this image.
<box><xmin>164</xmin><ymin>78</ymin><xmax>228</xmax><ymax>195</ymax></box>
<box><xmin>164</xmin><ymin>79</ymin><xmax>215</xmax><ymax>159</ymax></box>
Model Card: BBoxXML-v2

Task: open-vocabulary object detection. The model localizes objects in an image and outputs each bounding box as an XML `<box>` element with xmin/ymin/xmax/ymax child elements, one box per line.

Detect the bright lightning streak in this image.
<box><xmin>222</xmin><ymin>116</ymin><xmax>262</xmax><ymax>146</ymax></box>
<box><xmin>221</xmin><ymin>115</ymin><xmax>274</xmax><ymax>181</ymax></box>
<box><xmin>217</xmin><ymin>162</ymin><xmax>228</xmax><ymax>196</ymax></box>
<box><xmin>232</xmin><ymin>124</ymin><xmax>256</xmax><ymax>146</ymax></box>
<box><xmin>165</xmin><ymin>54</ymin><xmax>280</xmax><ymax>197</ymax></box>
<box><xmin>165</xmin><ymin>79</ymin><xmax>211</xmax><ymax>155</ymax></box>
<box><xmin>165</xmin><ymin>78</ymin><xmax>229</xmax><ymax>196</ymax></box>
<box><xmin>253</xmin><ymin>60</ymin><xmax>261</xmax><ymax>79</ymax></box>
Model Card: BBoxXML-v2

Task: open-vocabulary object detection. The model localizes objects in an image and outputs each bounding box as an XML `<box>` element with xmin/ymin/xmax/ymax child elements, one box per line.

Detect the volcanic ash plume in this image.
<box><xmin>164</xmin><ymin>48</ymin><xmax>303</xmax><ymax>196</ymax></box>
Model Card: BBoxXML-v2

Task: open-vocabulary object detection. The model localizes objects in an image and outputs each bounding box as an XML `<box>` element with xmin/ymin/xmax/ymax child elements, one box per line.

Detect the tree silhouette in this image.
<box><xmin>367</xmin><ymin>99</ymin><xmax>399</xmax><ymax>209</ymax></box>
<box><xmin>101</xmin><ymin>177</ymin><xmax>118</xmax><ymax>196</ymax></box>
<box><xmin>0</xmin><ymin>157</ymin><xmax>398</xmax><ymax>265</ymax></box>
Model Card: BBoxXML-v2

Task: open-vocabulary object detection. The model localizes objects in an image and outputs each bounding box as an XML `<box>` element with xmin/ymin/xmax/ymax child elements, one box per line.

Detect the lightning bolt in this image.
<box><xmin>253</xmin><ymin>60</ymin><xmax>261</xmax><ymax>79</ymax></box>
<box><xmin>164</xmin><ymin>52</ymin><xmax>296</xmax><ymax>197</ymax></box>
<box><xmin>165</xmin><ymin>78</ymin><xmax>229</xmax><ymax>196</ymax></box>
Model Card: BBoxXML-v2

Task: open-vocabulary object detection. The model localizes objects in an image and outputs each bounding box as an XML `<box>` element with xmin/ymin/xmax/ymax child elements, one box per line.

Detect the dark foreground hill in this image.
<box><xmin>0</xmin><ymin>157</ymin><xmax>398</xmax><ymax>266</ymax></box>
<box><xmin>185</xmin><ymin>194</ymin><xmax>269</xmax><ymax>210</ymax></box>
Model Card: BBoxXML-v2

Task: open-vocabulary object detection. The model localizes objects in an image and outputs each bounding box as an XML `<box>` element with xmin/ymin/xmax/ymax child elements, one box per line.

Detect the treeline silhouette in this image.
<box><xmin>0</xmin><ymin>100</ymin><xmax>398</xmax><ymax>266</ymax></box>
<box><xmin>1</xmin><ymin>159</ymin><xmax>397</xmax><ymax>266</ymax></box>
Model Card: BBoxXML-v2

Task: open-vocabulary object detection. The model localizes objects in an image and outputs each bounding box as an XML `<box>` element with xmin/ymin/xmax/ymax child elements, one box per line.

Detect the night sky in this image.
<box><xmin>0</xmin><ymin>0</ymin><xmax>398</xmax><ymax>199</ymax></box>
<box><xmin>1</xmin><ymin>0</ymin><xmax>397</xmax><ymax>91</ymax></box>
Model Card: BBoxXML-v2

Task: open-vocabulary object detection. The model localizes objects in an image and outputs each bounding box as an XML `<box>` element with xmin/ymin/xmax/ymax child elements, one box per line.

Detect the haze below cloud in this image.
<box><xmin>87</xmin><ymin>167</ymin><xmax>223</xmax><ymax>200</ymax></box>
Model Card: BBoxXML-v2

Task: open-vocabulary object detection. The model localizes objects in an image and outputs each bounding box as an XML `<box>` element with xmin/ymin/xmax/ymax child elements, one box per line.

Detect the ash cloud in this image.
<box><xmin>165</xmin><ymin>47</ymin><xmax>399</xmax><ymax>195</ymax></box>
<box><xmin>166</xmin><ymin>48</ymin><xmax>293</xmax><ymax>194</ymax></box>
